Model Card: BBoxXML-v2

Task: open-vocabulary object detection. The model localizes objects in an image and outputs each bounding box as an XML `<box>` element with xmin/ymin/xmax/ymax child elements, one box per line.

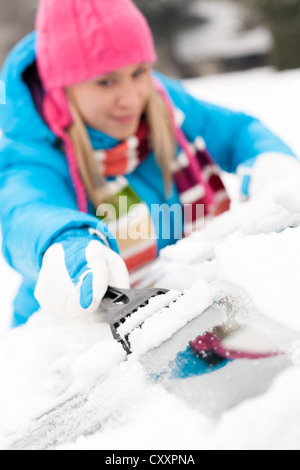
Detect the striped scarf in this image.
<box><xmin>94</xmin><ymin>88</ymin><xmax>230</xmax><ymax>273</ymax></box>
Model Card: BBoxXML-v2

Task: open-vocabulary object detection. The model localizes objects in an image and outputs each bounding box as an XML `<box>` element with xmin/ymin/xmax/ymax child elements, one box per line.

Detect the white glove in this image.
<box><xmin>248</xmin><ymin>153</ymin><xmax>300</xmax><ymax>197</ymax></box>
<box><xmin>34</xmin><ymin>228</ymin><xmax>130</xmax><ymax>322</ymax></box>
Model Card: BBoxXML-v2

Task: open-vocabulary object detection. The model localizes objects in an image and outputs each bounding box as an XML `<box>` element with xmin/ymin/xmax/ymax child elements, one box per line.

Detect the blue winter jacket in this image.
<box><xmin>0</xmin><ymin>31</ymin><xmax>296</xmax><ymax>326</ymax></box>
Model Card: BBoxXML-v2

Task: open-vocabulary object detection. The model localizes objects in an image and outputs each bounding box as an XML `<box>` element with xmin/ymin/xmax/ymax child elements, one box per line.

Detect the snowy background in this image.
<box><xmin>1</xmin><ymin>67</ymin><xmax>300</xmax><ymax>450</ymax></box>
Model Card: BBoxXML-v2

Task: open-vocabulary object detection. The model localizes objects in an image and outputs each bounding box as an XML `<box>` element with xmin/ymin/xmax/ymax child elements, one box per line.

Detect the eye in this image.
<box><xmin>98</xmin><ymin>78</ymin><xmax>115</xmax><ymax>87</ymax></box>
<box><xmin>133</xmin><ymin>66</ymin><xmax>149</xmax><ymax>78</ymax></box>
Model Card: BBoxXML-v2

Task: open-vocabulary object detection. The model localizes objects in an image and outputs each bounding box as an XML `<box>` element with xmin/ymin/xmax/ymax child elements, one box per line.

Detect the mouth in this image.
<box><xmin>110</xmin><ymin>114</ymin><xmax>137</xmax><ymax>124</ymax></box>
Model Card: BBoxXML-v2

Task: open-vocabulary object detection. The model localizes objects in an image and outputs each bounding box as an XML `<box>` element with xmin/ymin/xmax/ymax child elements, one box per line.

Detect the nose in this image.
<box><xmin>116</xmin><ymin>79</ymin><xmax>140</xmax><ymax>109</ymax></box>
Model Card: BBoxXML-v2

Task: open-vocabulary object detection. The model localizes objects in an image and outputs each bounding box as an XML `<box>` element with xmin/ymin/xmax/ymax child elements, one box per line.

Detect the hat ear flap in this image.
<box><xmin>43</xmin><ymin>89</ymin><xmax>73</xmax><ymax>137</ymax></box>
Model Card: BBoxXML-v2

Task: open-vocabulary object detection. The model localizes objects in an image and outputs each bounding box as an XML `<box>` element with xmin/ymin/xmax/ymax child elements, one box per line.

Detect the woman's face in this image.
<box><xmin>68</xmin><ymin>63</ymin><xmax>152</xmax><ymax>140</ymax></box>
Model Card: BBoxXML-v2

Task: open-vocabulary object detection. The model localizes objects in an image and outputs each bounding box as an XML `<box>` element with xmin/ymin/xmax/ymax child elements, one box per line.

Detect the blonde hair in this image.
<box><xmin>66</xmin><ymin>84</ymin><xmax>176</xmax><ymax>209</ymax></box>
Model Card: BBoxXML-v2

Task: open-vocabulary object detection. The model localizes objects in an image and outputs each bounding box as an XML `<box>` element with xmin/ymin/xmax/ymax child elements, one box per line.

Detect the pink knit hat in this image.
<box><xmin>35</xmin><ymin>0</ymin><xmax>157</xmax><ymax>212</ymax></box>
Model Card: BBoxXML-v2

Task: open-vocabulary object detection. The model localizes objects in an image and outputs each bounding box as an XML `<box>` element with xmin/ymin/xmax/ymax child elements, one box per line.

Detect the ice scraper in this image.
<box><xmin>102</xmin><ymin>285</ymin><xmax>170</xmax><ymax>354</ymax></box>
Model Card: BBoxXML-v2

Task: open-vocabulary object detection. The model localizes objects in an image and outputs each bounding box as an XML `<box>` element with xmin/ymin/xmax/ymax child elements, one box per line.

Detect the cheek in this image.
<box><xmin>77</xmin><ymin>88</ymin><xmax>112</xmax><ymax>121</ymax></box>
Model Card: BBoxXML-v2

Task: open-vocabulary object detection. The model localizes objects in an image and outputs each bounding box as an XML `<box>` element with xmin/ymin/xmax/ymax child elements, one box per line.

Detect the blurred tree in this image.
<box><xmin>235</xmin><ymin>0</ymin><xmax>300</xmax><ymax>70</ymax></box>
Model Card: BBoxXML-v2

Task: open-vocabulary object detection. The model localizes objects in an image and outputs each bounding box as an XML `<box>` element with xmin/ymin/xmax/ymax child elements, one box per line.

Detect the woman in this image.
<box><xmin>0</xmin><ymin>0</ymin><xmax>298</xmax><ymax>327</ymax></box>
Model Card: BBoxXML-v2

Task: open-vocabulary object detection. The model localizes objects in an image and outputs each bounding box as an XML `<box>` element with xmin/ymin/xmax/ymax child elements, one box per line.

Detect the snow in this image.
<box><xmin>201</xmin><ymin>366</ymin><xmax>300</xmax><ymax>451</ymax></box>
<box><xmin>216</xmin><ymin>228</ymin><xmax>300</xmax><ymax>332</ymax></box>
<box><xmin>184</xmin><ymin>67</ymin><xmax>300</xmax><ymax>158</ymax></box>
<box><xmin>1</xmin><ymin>67</ymin><xmax>300</xmax><ymax>450</ymax></box>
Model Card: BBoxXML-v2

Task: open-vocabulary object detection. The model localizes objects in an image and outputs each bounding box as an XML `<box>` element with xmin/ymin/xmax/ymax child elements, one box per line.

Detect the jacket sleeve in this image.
<box><xmin>0</xmin><ymin>136</ymin><xmax>118</xmax><ymax>282</ymax></box>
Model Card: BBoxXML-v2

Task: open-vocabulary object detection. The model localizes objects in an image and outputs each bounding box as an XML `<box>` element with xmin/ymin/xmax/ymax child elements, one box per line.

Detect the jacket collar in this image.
<box><xmin>86</xmin><ymin>124</ymin><xmax>120</xmax><ymax>151</ymax></box>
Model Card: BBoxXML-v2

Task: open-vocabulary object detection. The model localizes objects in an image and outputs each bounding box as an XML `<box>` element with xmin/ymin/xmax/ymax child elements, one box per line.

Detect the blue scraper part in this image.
<box><xmin>152</xmin><ymin>346</ymin><xmax>231</xmax><ymax>382</ymax></box>
<box><xmin>169</xmin><ymin>346</ymin><xmax>231</xmax><ymax>379</ymax></box>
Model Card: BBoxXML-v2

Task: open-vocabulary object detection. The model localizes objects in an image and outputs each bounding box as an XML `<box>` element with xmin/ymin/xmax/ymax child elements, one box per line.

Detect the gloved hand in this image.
<box><xmin>34</xmin><ymin>228</ymin><xmax>130</xmax><ymax>322</ymax></box>
<box><xmin>248</xmin><ymin>153</ymin><xmax>300</xmax><ymax>197</ymax></box>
